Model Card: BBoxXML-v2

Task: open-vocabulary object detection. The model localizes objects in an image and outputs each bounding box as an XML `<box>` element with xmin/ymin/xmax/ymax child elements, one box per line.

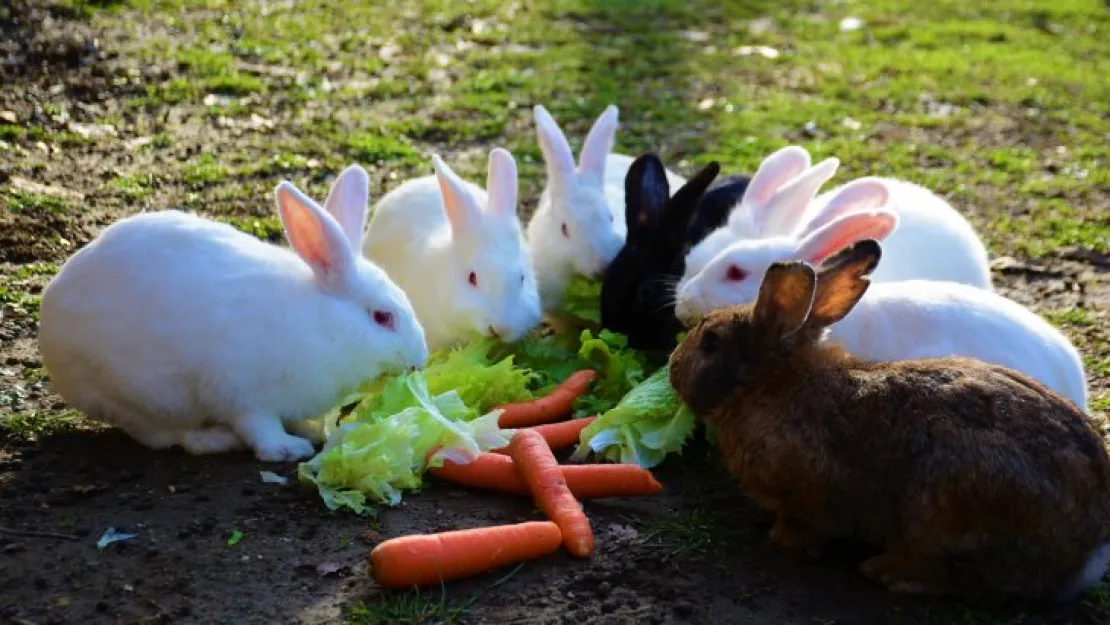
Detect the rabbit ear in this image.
<box><xmin>794</xmin><ymin>209</ymin><xmax>898</xmax><ymax>266</ymax></box>
<box><xmin>624</xmin><ymin>153</ymin><xmax>670</xmax><ymax>242</ymax></box>
<box><xmin>534</xmin><ymin>104</ymin><xmax>577</xmax><ymax>185</ymax></box>
<box><xmin>806</xmin><ymin>239</ymin><xmax>882</xmax><ymax>329</ymax></box>
<box><xmin>754</xmin><ymin>157</ymin><xmax>840</xmax><ymax>237</ymax></box>
<box><xmin>694</xmin><ymin>174</ymin><xmax>747</xmax><ymax>224</ymax></box>
<box><xmin>485</xmin><ymin>148</ymin><xmax>518</xmax><ymax>219</ymax></box>
<box><xmin>668</xmin><ymin>161</ymin><xmax>721</xmax><ymax>223</ymax></box>
<box><xmin>742</xmin><ymin>146</ymin><xmax>811</xmax><ymax>208</ymax></box>
<box><xmin>577</xmin><ymin>104</ymin><xmax>619</xmax><ymax>185</ymax></box>
<box><xmin>432</xmin><ymin>154</ymin><xmax>483</xmax><ymax>239</ymax></box>
<box><xmin>661</xmin><ymin>161</ymin><xmax>721</xmax><ymax>252</ymax></box>
<box><xmin>800</xmin><ymin>177</ymin><xmax>890</xmax><ymax>237</ymax></box>
<box><xmin>753</xmin><ymin>261</ymin><xmax>817</xmax><ymax>341</ymax></box>
<box><xmin>323</xmin><ymin>164</ymin><xmax>370</xmax><ymax>250</ymax></box>
<box><xmin>275</xmin><ymin>181</ymin><xmax>357</xmax><ymax>292</ymax></box>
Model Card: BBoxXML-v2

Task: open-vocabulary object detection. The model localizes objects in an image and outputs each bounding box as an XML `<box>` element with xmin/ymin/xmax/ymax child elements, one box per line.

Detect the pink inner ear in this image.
<box><xmin>278</xmin><ymin>185</ymin><xmax>347</xmax><ymax>288</ymax></box>
<box><xmin>799</xmin><ymin>213</ymin><xmax>897</xmax><ymax>265</ymax></box>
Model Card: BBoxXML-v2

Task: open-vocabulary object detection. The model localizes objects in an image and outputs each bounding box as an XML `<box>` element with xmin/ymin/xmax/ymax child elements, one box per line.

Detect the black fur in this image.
<box><xmin>600</xmin><ymin>154</ymin><xmax>751</xmax><ymax>352</ymax></box>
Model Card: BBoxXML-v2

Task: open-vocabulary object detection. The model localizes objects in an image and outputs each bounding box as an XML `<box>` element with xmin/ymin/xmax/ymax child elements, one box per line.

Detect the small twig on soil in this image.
<box><xmin>0</xmin><ymin>526</ymin><xmax>81</xmax><ymax>541</ymax></box>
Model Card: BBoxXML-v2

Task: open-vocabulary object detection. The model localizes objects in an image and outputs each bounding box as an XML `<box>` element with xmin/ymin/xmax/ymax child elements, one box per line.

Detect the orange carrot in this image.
<box><xmin>510</xmin><ymin>429</ymin><xmax>594</xmax><ymax>558</ymax></box>
<box><xmin>496</xmin><ymin>370</ymin><xmax>597</xmax><ymax>428</ymax></box>
<box><xmin>369</xmin><ymin>521</ymin><xmax>562</xmax><ymax>589</ymax></box>
<box><xmin>491</xmin><ymin>417</ymin><xmax>598</xmax><ymax>454</ymax></box>
<box><xmin>562</xmin><ymin>464</ymin><xmax>663</xmax><ymax>499</ymax></box>
<box><xmin>429</xmin><ymin>452</ymin><xmax>663</xmax><ymax>499</ymax></box>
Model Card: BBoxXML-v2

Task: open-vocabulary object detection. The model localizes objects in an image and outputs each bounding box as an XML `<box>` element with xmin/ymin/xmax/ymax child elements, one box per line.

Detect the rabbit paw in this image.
<box><xmin>252</xmin><ymin>434</ymin><xmax>316</xmax><ymax>463</ymax></box>
<box><xmin>233</xmin><ymin>414</ymin><xmax>318</xmax><ymax>462</ymax></box>
<box><xmin>860</xmin><ymin>554</ymin><xmax>951</xmax><ymax>596</ymax></box>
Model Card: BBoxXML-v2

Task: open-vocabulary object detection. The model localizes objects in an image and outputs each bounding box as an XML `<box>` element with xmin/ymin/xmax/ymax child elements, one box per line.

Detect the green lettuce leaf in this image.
<box><xmin>297</xmin><ymin>372</ymin><xmax>512</xmax><ymax>515</ymax></box>
<box><xmin>562</xmin><ymin>275</ymin><xmax>602</xmax><ymax>324</ymax></box>
<box><xmin>424</xmin><ymin>339</ymin><xmax>535</xmax><ymax>413</ymax></box>
<box><xmin>571</xmin><ymin>364</ymin><xmax>696</xmax><ymax>468</ymax></box>
<box><xmin>501</xmin><ymin>329</ymin><xmax>649</xmax><ymax>417</ymax></box>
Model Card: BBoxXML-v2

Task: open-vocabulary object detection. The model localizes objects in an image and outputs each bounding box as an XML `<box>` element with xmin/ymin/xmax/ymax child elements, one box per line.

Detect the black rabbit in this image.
<box><xmin>600</xmin><ymin>154</ymin><xmax>750</xmax><ymax>351</ymax></box>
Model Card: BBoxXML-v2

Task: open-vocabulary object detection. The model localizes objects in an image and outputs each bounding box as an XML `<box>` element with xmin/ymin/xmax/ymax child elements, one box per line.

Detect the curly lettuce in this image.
<box><xmin>297</xmin><ymin>367</ymin><xmax>518</xmax><ymax>515</ymax></box>
<box><xmin>571</xmin><ymin>364</ymin><xmax>696</xmax><ymax>468</ymax></box>
<box><xmin>561</xmin><ymin>275</ymin><xmax>602</xmax><ymax>324</ymax></box>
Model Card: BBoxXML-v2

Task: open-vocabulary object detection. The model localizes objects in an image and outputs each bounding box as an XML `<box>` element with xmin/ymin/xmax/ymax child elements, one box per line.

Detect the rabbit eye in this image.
<box><xmin>371</xmin><ymin>309</ymin><xmax>395</xmax><ymax>331</ymax></box>
<box><xmin>520</xmin><ymin>273</ymin><xmax>525</xmax><ymax>286</ymax></box>
<box><xmin>725</xmin><ymin>264</ymin><xmax>747</xmax><ymax>282</ymax></box>
<box><xmin>561</xmin><ymin>222</ymin><xmax>570</xmax><ymax>238</ymax></box>
<box><xmin>468</xmin><ymin>271</ymin><xmax>478</xmax><ymax>287</ymax></box>
<box><xmin>700</xmin><ymin>329</ymin><xmax>721</xmax><ymax>354</ymax></box>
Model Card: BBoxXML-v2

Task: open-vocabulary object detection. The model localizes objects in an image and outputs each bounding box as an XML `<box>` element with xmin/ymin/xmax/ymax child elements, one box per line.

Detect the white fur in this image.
<box><xmin>679</xmin><ymin>249</ymin><xmax>1088</xmax><ymax>410</ymax></box>
<box><xmin>362</xmin><ymin>149</ymin><xmax>542</xmax><ymax>351</ymax></box>
<box><xmin>526</xmin><ymin>104</ymin><xmax>684</xmax><ymax>312</ymax></box>
<box><xmin>39</xmin><ymin>166</ymin><xmax>428</xmax><ymax>462</ymax></box>
<box><xmin>680</xmin><ymin>145</ymin><xmax>993</xmax><ymax>291</ymax></box>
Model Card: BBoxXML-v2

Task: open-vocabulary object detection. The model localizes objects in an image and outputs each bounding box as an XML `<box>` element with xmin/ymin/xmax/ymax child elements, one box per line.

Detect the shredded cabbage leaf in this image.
<box><xmin>571</xmin><ymin>364</ymin><xmax>696</xmax><ymax>468</ymax></box>
<box><xmin>298</xmin><ymin>318</ymin><xmax>694</xmax><ymax>514</ymax></box>
<box><xmin>424</xmin><ymin>339</ymin><xmax>536</xmax><ymax>412</ymax></box>
<box><xmin>562</xmin><ymin>275</ymin><xmax>602</xmax><ymax>324</ymax></box>
<box><xmin>297</xmin><ymin>370</ymin><xmax>515</xmax><ymax>516</ymax></box>
<box><xmin>501</xmin><ymin>329</ymin><xmax>650</xmax><ymax>417</ymax></box>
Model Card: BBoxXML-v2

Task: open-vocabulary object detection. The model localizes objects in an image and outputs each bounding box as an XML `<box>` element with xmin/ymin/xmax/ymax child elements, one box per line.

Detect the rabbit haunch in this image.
<box><xmin>679</xmin><ymin>144</ymin><xmax>993</xmax><ymax>295</ymax></box>
<box><xmin>669</xmin><ymin>240</ymin><xmax>1110</xmax><ymax>601</ymax></box>
<box><xmin>38</xmin><ymin>165</ymin><xmax>427</xmax><ymax>462</ymax></box>
<box><xmin>526</xmin><ymin>103</ymin><xmax>686</xmax><ymax>313</ymax></box>
<box><xmin>362</xmin><ymin>148</ymin><xmax>542</xmax><ymax>351</ymax></box>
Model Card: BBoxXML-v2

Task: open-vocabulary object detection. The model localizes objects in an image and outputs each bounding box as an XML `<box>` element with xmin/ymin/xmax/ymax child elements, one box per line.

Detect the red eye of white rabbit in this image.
<box><xmin>468</xmin><ymin>271</ymin><xmax>478</xmax><ymax>287</ymax></box>
<box><xmin>371</xmin><ymin>310</ymin><xmax>395</xmax><ymax>331</ymax></box>
<box><xmin>725</xmin><ymin>264</ymin><xmax>747</xmax><ymax>282</ymax></box>
<box><xmin>561</xmin><ymin>222</ymin><xmax>570</xmax><ymax>238</ymax></box>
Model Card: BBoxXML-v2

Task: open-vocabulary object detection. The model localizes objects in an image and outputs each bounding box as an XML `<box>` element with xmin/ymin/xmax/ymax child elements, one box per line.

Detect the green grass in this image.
<box><xmin>111</xmin><ymin>173</ymin><xmax>157</xmax><ymax>202</ymax></box>
<box><xmin>638</xmin><ymin>509</ymin><xmax>754</xmax><ymax>559</ymax></box>
<box><xmin>0</xmin><ymin>410</ymin><xmax>85</xmax><ymax>438</ymax></box>
<box><xmin>1</xmin><ymin>191</ymin><xmax>72</xmax><ymax>215</ymax></box>
<box><xmin>345</xmin><ymin>561</ymin><xmax>525</xmax><ymax>625</ymax></box>
<box><xmin>345</xmin><ymin>132</ymin><xmax>424</xmax><ymax>167</ymax></box>
<box><xmin>76</xmin><ymin>0</ymin><xmax>1108</xmax><ymax>246</ymax></box>
<box><xmin>345</xmin><ymin>590</ymin><xmax>473</xmax><ymax>625</ymax></box>
<box><xmin>182</xmin><ymin>153</ymin><xmax>229</xmax><ymax>185</ymax></box>
<box><xmin>0</xmin><ymin>286</ymin><xmax>42</xmax><ymax>320</ymax></box>
<box><xmin>219</xmin><ymin>215</ymin><xmax>285</xmax><ymax>242</ymax></box>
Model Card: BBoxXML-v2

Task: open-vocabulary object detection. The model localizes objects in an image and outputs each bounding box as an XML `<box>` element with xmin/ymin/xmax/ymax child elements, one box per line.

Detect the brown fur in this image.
<box><xmin>669</xmin><ymin>240</ymin><xmax>1110</xmax><ymax>601</ymax></box>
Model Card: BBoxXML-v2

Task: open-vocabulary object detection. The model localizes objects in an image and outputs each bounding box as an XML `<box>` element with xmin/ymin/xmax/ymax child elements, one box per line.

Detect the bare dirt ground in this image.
<box><xmin>1</xmin><ymin>1</ymin><xmax>1108</xmax><ymax>624</ymax></box>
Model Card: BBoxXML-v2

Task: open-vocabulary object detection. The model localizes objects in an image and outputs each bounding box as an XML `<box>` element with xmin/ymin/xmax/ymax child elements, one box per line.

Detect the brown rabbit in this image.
<box><xmin>669</xmin><ymin>238</ymin><xmax>1110</xmax><ymax>601</ymax></box>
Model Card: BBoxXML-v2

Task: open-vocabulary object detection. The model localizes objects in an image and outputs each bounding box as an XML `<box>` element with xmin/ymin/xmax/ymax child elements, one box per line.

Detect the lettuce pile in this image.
<box><xmin>299</xmin><ymin>294</ymin><xmax>701</xmax><ymax>514</ymax></box>
<box><xmin>298</xmin><ymin>341</ymin><xmax>534</xmax><ymax>515</ymax></box>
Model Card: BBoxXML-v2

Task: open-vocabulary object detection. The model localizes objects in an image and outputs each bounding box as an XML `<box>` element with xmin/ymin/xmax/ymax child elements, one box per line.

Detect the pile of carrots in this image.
<box><xmin>369</xmin><ymin>370</ymin><xmax>664</xmax><ymax>589</ymax></box>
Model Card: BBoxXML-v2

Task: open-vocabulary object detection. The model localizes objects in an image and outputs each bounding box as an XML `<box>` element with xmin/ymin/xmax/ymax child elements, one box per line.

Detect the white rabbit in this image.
<box><xmin>38</xmin><ymin>165</ymin><xmax>428</xmax><ymax>462</ymax></box>
<box><xmin>675</xmin><ymin>212</ymin><xmax>1088</xmax><ymax>410</ymax></box>
<box><xmin>362</xmin><ymin>148</ymin><xmax>542</xmax><ymax>351</ymax></box>
<box><xmin>679</xmin><ymin>145</ymin><xmax>993</xmax><ymax>292</ymax></box>
<box><xmin>526</xmin><ymin>104</ymin><xmax>685</xmax><ymax>312</ymax></box>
